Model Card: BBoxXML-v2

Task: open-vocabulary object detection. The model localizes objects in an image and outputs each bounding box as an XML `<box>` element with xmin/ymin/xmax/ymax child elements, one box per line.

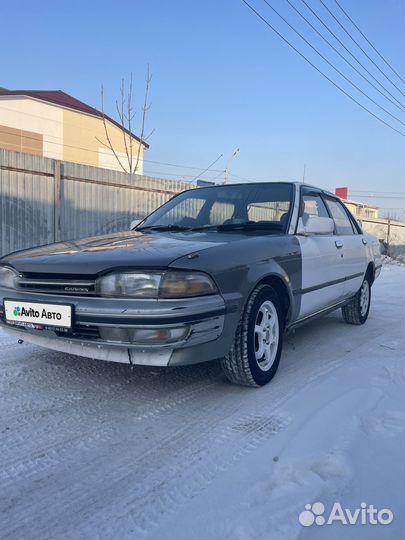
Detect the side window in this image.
<box><xmin>324</xmin><ymin>198</ymin><xmax>355</xmax><ymax>235</ymax></box>
<box><xmin>302</xmin><ymin>194</ymin><xmax>330</xmax><ymax>221</ymax></box>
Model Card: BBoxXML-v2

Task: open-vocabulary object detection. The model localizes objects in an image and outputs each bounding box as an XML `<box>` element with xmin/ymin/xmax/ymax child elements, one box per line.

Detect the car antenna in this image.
<box><xmin>302</xmin><ymin>164</ymin><xmax>306</xmax><ymax>183</ymax></box>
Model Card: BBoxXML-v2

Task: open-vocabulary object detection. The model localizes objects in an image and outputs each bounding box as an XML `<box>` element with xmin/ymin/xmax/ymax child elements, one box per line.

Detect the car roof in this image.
<box><xmin>194</xmin><ymin>181</ymin><xmax>336</xmax><ymax>198</ymax></box>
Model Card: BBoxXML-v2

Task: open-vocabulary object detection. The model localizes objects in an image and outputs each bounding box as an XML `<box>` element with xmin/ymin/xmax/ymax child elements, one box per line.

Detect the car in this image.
<box><xmin>0</xmin><ymin>182</ymin><xmax>382</xmax><ymax>387</ymax></box>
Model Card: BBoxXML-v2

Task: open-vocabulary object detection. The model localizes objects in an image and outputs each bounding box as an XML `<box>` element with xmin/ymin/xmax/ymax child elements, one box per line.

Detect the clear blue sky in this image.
<box><xmin>3</xmin><ymin>0</ymin><xmax>405</xmax><ymax>217</ymax></box>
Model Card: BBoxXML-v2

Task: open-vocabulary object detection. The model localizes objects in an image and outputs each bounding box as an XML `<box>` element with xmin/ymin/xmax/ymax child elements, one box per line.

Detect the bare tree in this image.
<box><xmin>96</xmin><ymin>65</ymin><xmax>154</xmax><ymax>174</ymax></box>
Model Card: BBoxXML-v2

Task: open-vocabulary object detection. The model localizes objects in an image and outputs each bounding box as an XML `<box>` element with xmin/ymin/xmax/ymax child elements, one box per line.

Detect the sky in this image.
<box><xmin>2</xmin><ymin>0</ymin><xmax>405</xmax><ymax>218</ymax></box>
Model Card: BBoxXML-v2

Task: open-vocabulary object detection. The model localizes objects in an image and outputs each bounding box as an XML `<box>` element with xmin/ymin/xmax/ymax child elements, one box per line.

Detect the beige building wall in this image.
<box><xmin>344</xmin><ymin>201</ymin><xmax>379</xmax><ymax>219</ymax></box>
<box><xmin>63</xmin><ymin>108</ymin><xmax>144</xmax><ymax>174</ymax></box>
<box><xmin>0</xmin><ymin>96</ymin><xmax>145</xmax><ymax>173</ymax></box>
<box><xmin>0</xmin><ymin>96</ymin><xmax>64</xmax><ymax>159</ymax></box>
<box><xmin>0</xmin><ymin>124</ymin><xmax>43</xmax><ymax>156</ymax></box>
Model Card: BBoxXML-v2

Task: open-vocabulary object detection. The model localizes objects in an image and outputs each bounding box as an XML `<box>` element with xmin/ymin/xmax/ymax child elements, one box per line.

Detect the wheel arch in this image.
<box><xmin>254</xmin><ymin>273</ymin><xmax>292</xmax><ymax>326</ymax></box>
<box><xmin>365</xmin><ymin>261</ymin><xmax>375</xmax><ymax>284</ymax></box>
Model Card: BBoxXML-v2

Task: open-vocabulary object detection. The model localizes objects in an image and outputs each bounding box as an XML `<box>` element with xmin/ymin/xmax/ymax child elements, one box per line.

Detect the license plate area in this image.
<box><xmin>4</xmin><ymin>300</ymin><xmax>72</xmax><ymax>329</ymax></box>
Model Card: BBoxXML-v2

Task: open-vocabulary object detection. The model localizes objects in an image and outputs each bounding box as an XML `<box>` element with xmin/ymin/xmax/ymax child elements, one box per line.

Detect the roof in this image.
<box><xmin>0</xmin><ymin>89</ymin><xmax>149</xmax><ymax>148</ymax></box>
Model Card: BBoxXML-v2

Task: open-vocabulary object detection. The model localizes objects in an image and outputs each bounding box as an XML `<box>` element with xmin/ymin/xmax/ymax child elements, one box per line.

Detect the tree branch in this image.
<box><xmin>98</xmin><ymin>67</ymin><xmax>154</xmax><ymax>176</ymax></box>
<box><xmin>118</xmin><ymin>78</ymin><xmax>131</xmax><ymax>171</ymax></box>
<box><xmin>98</xmin><ymin>85</ymin><xmax>127</xmax><ymax>172</ymax></box>
<box><xmin>134</xmin><ymin>64</ymin><xmax>152</xmax><ymax>174</ymax></box>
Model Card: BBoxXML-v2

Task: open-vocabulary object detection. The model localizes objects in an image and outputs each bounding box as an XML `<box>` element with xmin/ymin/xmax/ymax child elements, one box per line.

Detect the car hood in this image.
<box><xmin>1</xmin><ymin>231</ymin><xmax>229</xmax><ymax>275</ymax></box>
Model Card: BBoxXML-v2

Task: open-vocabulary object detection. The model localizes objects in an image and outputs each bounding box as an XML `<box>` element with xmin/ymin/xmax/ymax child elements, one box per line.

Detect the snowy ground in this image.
<box><xmin>0</xmin><ymin>265</ymin><xmax>403</xmax><ymax>540</ymax></box>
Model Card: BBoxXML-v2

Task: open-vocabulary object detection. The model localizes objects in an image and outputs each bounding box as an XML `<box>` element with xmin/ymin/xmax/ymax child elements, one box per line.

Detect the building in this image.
<box><xmin>335</xmin><ymin>187</ymin><xmax>379</xmax><ymax>219</ymax></box>
<box><xmin>0</xmin><ymin>89</ymin><xmax>148</xmax><ymax>173</ymax></box>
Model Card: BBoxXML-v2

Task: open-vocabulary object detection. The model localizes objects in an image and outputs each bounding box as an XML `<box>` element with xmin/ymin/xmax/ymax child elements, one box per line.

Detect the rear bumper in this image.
<box><xmin>0</xmin><ymin>287</ymin><xmax>230</xmax><ymax>366</ymax></box>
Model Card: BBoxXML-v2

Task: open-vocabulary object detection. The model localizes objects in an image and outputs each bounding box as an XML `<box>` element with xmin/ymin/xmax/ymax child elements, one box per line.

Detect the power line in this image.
<box><xmin>349</xmin><ymin>194</ymin><xmax>404</xmax><ymax>199</ymax></box>
<box><xmin>334</xmin><ymin>0</ymin><xmax>405</xmax><ymax>86</ymax></box>
<box><xmin>261</xmin><ymin>0</ymin><xmax>405</xmax><ymax>126</ymax></box>
<box><xmin>376</xmin><ymin>208</ymin><xmax>405</xmax><ymax>211</ymax></box>
<box><xmin>284</xmin><ymin>0</ymin><xmax>405</xmax><ymax>113</ymax></box>
<box><xmin>123</xmin><ymin>169</ymin><xmax>224</xmax><ymax>181</ymax></box>
<box><xmin>143</xmin><ymin>158</ymin><xmax>222</xmax><ymax>173</ymax></box>
<box><xmin>0</xmin><ymin>127</ymin><xmax>231</xmax><ymax>181</ymax></box>
<box><xmin>299</xmin><ymin>0</ymin><xmax>405</xmax><ymax>111</ymax></box>
<box><xmin>210</xmin><ymin>169</ymin><xmax>227</xmax><ymax>181</ymax></box>
<box><xmin>0</xmin><ymin>103</ymin><xmax>248</xmax><ymax>177</ymax></box>
<box><xmin>240</xmin><ymin>0</ymin><xmax>405</xmax><ymax>136</ymax></box>
<box><xmin>0</xmin><ymin>104</ymin><xmax>232</xmax><ymax>174</ymax></box>
<box><xmin>318</xmin><ymin>0</ymin><xmax>405</xmax><ymax>98</ymax></box>
<box><xmin>189</xmin><ymin>154</ymin><xmax>224</xmax><ymax>182</ymax></box>
<box><xmin>350</xmin><ymin>190</ymin><xmax>404</xmax><ymax>194</ymax></box>
<box><xmin>228</xmin><ymin>172</ymin><xmax>256</xmax><ymax>182</ymax></box>
<box><xmin>0</xmin><ymin>127</ymin><xmax>228</xmax><ymax>180</ymax></box>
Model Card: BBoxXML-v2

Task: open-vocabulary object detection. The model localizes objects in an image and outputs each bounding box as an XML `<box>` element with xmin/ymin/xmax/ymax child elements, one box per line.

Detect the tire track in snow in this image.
<box><xmin>1</xmin><ymin>320</ymin><xmax>398</xmax><ymax>539</ymax></box>
<box><xmin>0</xmin><ymin>361</ymin><xmax>223</xmax><ymax>487</ymax></box>
<box><xmin>0</xmin><ymin>267</ymin><xmax>403</xmax><ymax>539</ymax></box>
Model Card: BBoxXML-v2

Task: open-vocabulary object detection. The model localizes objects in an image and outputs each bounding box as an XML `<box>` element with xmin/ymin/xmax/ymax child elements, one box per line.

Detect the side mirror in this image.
<box><xmin>130</xmin><ymin>219</ymin><xmax>141</xmax><ymax>231</ymax></box>
<box><xmin>300</xmin><ymin>215</ymin><xmax>334</xmax><ymax>235</ymax></box>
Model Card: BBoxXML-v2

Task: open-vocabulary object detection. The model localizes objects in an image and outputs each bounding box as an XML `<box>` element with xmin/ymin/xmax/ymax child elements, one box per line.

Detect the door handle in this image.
<box><xmin>335</xmin><ymin>240</ymin><xmax>343</xmax><ymax>249</ymax></box>
<box><xmin>362</xmin><ymin>238</ymin><xmax>368</xmax><ymax>245</ymax></box>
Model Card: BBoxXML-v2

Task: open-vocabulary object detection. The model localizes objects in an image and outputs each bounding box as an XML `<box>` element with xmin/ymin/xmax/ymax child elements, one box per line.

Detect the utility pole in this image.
<box><xmin>302</xmin><ymin>164</ymin><xmax>306</xmax><ymax>183</ymax></box>
<box><xmin>224</xmin><ymin>148</ymin><xmax>240</xmax><ymax>184</ymax></box>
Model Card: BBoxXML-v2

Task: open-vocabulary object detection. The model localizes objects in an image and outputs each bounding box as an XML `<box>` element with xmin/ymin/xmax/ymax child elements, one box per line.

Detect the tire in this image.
<box><xmin>342</xmin><ymin>275</ymin><xmax>371</xmax><ymax>325</ymax></box>
<box><xmin>221</xmin><ymin>284</ymin><xmax>284</xmax><ymax>387</ymax></box>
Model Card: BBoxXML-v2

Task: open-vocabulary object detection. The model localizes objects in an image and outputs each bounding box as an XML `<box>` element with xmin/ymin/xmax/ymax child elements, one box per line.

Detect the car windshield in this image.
<box><xmin>138</xmin><ymin>183</ymin><xmax>294</xmax><ymax>233</ymax></box>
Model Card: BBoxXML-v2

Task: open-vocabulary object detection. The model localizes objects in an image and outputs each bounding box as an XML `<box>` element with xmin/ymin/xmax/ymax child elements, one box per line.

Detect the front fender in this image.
<box><xmin>169</xmin><ymin>235</ymin><xmax>302</xmax><ymax>345</ymax></box>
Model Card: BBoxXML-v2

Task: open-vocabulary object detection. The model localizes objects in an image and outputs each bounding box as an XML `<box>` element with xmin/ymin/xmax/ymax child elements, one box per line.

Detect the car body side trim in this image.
<box><xmin>75</xmin><ymin>307</ymin><xmax>227</xmax><ymax>326</ymax></box>
<box><xmin>286</xmin><ymin>297</ymin><xmax>352</xmax><ymax>331</ymax></box>
<box><xmin>292</xmin><ymin>271</ymin><xmax>364</xmax><ymax>296</ymax></box>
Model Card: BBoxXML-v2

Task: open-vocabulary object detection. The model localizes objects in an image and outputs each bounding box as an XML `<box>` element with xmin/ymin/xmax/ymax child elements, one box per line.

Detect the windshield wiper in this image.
<box><xmin>186</xmin><ymin>222</ymin><xmax>254</xmax><ymax>232</ymax></box>
<box><xmin>190</xmin><ymin>221</ymin><xmax>283</xmax><ymax>232</ymax></box>
<box><xmin>138</xmin><ymin>222</ymin><xmax>284</xmax><ymax>233</ymax></box>
<box><xmin>136</xmin><ymin>224</ymin><xmax>191</xmax><ymax>232</ymax></box>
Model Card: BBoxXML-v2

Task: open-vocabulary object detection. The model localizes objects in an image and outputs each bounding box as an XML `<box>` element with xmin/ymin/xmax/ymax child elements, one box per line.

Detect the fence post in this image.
<box><xmin>387</xmin><ymin>218</ymin><xmax>391</xmax><ymax>248</ymax></box>
<box><xmin>53</xmin><ymin>160</ymin><xmax>62</xmax><ymax>242</ymax></box>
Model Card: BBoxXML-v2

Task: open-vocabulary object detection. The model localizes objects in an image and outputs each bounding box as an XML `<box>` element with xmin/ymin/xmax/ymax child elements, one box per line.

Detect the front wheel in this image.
<box><xmin>342</xmin><ymin>276</ymin><xmax>371</xmax><ymax>325</ymax></box>
<box><xmin>221</xmin><ymin>284</ymin><xmax>284</xmax><ymax>387</ymax></box>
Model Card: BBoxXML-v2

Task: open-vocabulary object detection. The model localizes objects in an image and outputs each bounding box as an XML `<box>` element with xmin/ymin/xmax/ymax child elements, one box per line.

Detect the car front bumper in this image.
<box><xmin>0</xmin><ymin>287</ymin><xmax>237</xmax><ymax>366</ymax></box>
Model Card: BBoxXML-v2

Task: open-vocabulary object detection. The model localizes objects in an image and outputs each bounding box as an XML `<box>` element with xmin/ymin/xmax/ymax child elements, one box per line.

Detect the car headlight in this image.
<box><xmin>96</xmin><ymin>272</ymin><xmax>162</xmax><ymax>298</ymax></box>
<box><xmin>95</xmin><ymin>271</ymin><xmax>217</xmax><ymax>298</ymax></box>
<box><xmin>159</xmin><ymin>271</ymin><xmax>217</xmax><ymax>298</ymax></box>
<box><xmin>0</xmin><ymin>266</ymin><xmax>19</xmax><ymax>289</ymax></box>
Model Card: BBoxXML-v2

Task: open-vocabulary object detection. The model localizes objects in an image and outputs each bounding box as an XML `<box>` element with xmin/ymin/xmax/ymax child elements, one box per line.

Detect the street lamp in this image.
<box><xmin>224</xmin><ymin>148</ymin><xmax>240</xmax><ymax>184</ymax></box>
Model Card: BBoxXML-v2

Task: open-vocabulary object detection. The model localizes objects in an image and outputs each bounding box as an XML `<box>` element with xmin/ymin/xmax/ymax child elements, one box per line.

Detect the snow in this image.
<box><xmin>0</xmin><ymin>265</ymin><xmax>403</xmax><ymax>540</ymax></box>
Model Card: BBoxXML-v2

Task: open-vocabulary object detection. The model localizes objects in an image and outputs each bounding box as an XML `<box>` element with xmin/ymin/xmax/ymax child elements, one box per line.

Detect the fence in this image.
<box><xmin>0</xmin><ymin>149</ymin><xmax>193</xmax><ymax>257</ymax></box>
<box><xmin>1</xmin><ymin>148</ymin><xmax>404</xmax><ymax>258</ymax></box>
<box><xmin>359</xmin><ymin>217</ymin><xmax>405</xmax><ymax>257</ymax></box>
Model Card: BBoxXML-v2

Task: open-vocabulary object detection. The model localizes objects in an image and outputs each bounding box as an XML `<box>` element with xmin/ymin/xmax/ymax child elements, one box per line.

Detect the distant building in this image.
<box><xmin>335</xmin><ymin>187</ymin><xmax>379</xmax><ymax>220</ymax></box>
<box><xmin>0</xmin><ymin>89</ymin><xmax>148</xmax><ymax>173</ymax></box>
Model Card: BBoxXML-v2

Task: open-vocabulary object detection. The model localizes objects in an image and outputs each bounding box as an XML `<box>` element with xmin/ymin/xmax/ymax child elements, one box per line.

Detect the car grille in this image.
<box><xmin>16</xmin><ymin>273</ymin><xmax>96</xmax><ymax>296</ymax></box>
<box><xmin>55</xmin><ymin>324</ymin><xmax>101</xmax><ymax>340</ymax></box>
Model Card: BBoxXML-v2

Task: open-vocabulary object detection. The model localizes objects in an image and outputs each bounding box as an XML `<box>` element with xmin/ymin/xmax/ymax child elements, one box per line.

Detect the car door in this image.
<box><xmin>323</xmin><ymin>196</ymin><xmax>368</xmax><ymax>299</ymax></box>
<box><xmin>296</xmin><ymin>189</ymin><xmax>345</xmax><ymax>319</ymax></box>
